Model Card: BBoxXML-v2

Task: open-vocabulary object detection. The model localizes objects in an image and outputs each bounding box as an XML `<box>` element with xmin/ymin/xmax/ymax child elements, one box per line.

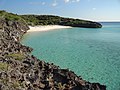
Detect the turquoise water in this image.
<box><xmin>21</xmin><ymin>22</ymin><xmax>120</xmax><ymax>90</ymax></box>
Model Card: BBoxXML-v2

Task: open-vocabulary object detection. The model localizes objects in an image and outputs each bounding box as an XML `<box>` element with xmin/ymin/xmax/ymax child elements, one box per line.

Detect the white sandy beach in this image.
<box><xmin>27</xmin><ymin>25</ymin><xmax>72</xmax><ymax>32</ymax></box>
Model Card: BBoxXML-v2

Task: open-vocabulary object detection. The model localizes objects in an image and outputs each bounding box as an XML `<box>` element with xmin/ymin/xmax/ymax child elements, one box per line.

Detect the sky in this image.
<box><xmin>0</xmin><ymin>0</ymin><xmax>120</xmax><ymax>21</ymax></box>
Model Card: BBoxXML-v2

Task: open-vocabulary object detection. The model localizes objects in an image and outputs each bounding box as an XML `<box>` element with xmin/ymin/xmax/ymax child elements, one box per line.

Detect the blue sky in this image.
<box><xmin>0</xmin><ymin>0</ymin><xmax>120</xmax><ymax>21</ymax></box>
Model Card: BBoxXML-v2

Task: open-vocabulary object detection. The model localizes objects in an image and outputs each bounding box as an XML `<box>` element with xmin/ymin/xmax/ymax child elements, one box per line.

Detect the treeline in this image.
<box><xmin>0</xmin><ymin>10</ymin><xmax>102</xmax><ymax>28</ymax></box>
<box><xmin>20</xmin><ymin>15</ymin><xmax>102</xmax><ymax>28</ymax></box>
<box><xmin>20</xmin><ymin>15</ymin><xmax>61</xmax><ymax>26</ymax></box>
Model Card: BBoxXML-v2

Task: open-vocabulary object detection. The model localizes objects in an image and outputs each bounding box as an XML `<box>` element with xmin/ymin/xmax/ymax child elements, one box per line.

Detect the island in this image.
<box><xmin>0</xmin><ymin>10</ymin><xmax>105</xmax><ymax>90</ymax></box>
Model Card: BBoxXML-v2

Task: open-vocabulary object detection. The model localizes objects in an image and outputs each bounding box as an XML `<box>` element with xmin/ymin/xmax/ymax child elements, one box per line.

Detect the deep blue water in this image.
<box><xmin>21</xmin><ymin>22</ymin><xmax>120</xmax><ymax>90</ymax></box>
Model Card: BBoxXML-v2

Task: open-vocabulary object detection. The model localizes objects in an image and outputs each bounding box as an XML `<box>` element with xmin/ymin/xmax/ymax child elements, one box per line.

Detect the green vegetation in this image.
<box><xmin>0</xmin><ymin>10</ymin><xmax>25</xmax><ymax>22</ymax></box>
<box><xmin>0</xmin><ymin>10</ymin><xmax>102</xmax><ymax>28</ymax></box>
<box><xmin>20</xmin><ymin>15</ymin><xmax>102</xmax><ymax>28</ymax></box>
<box><xmin>12</xmin><ymin>81</ymin><xmax>20</xmax><ymax>88</ymax></box>
<box><xmin>6</xmin><ymin>53</ymin><xmax>25</xmax><ymax>61</ymax></box>
<box><xmin>20</xmin><ymin>15</ymin><xmax>61</xmax><ymax>26</ymax></box>
<box><xmin>0</xmin><ymin>62</ymin><xmax>8</xmax><ymax>71</ymax></box>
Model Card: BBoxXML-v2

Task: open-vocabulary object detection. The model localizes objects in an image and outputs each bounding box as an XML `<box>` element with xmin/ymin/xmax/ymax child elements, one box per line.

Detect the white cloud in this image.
<box><xmin>52</xmin><ymin>3</ymin><xmax>57</xmax><ymax>6</ymax></box>
<box><xmin>52</xmin><ymin>0</ymin><xmax>58</xmax><ymax>6</ymax></box>
<box><xmin>29</xmin><ymin>0</ymin><xmax>80</xmax><ymax>7</ymax></box>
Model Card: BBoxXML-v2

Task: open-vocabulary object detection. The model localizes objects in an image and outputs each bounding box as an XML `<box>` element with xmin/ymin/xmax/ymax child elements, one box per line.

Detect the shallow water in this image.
<box><xmin>21</xmin><ymin>22</ymin><xmax>120</xmax><ymax>90</ymax></box>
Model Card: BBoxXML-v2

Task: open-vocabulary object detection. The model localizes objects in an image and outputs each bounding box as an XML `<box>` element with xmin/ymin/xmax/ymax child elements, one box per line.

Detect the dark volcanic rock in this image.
<box><xmin>0</xmin><ymin>15</ymin><xmax>106</xmax><ymax>90</ymax></box>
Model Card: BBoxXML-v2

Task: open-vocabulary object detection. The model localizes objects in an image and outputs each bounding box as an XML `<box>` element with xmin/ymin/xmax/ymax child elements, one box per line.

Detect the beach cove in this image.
<box><xmin>22</xmin><ymin>22</ymin><xmax>120</xmax><ymax>90</ymax></box>
<box><xmin>0</xmin><ymin>10</ymin><xmax>106</xmax><ymax>90</ymax></box>
<box><xmin>1</xmin><ymin>0</ymin><xmax>120</xmax><ymax>89</ymax></box>
<box><xmin>28</xmin><ymin>25</ymin><xmax>72</xmax><ymax>32</ymax></box>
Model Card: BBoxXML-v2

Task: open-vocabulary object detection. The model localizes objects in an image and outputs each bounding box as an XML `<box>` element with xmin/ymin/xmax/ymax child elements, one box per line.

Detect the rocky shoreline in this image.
<box><xmin>0</xmin><ymin>17</ymin><xmax>106</xmax><ymax>89</ymax></box>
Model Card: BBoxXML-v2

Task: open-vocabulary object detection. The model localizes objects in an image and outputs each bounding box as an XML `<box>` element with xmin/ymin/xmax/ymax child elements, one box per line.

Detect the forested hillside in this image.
<box><xmin>20</xmin><ymin>15</ymin><xmax>102</xmax><ymax>28</ymax></box>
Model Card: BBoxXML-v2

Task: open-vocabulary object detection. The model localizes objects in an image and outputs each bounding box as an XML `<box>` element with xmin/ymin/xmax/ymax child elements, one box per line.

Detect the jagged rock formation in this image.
<box><xmin>0</xmin><ymin>11</ymin><xmax>106</xmax><ymax>90</ymax></box>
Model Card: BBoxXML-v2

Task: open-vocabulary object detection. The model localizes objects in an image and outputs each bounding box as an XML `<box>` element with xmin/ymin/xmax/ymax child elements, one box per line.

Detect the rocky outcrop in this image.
<box><xmin>0</xmin><ymin>16</ymin><xmax>106</xmax><ymax>89</ymax></box>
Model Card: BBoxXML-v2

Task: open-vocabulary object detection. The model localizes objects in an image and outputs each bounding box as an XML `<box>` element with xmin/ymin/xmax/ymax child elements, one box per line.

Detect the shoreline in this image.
<box><xmin>0</xmin><ymin>10</ymin><xmax>106</xmax><ymax>90</ymax></box>
<box><xmin>28</xmin><ymin>25</ymin><xmax>72</xmax><ymax>32</ymax></box>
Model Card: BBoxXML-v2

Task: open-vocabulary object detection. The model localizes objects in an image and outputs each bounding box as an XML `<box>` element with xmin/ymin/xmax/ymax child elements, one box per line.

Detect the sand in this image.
<box><xmin>27</xmin><ymin>25</ymin><xmax>72</xmax><ymax>32</ymax></box>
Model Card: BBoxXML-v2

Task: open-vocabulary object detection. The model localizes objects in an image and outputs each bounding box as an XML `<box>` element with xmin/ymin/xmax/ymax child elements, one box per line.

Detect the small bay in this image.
<box><xmin>21</xmin><ymin>22</ymin><xmax>120</xmax><ymax>90</ymax></box>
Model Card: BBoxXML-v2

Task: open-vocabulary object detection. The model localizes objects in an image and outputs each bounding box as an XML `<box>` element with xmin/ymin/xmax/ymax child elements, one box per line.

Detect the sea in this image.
<box><xmin>21</xmin><ymin>22</ymin><xmax>120</xmax><ymax>90</ymax></box>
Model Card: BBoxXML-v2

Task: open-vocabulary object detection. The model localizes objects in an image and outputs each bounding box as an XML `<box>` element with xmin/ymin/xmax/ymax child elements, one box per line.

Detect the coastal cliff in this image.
<box><xmin>0</xmin><ymin>11</ymin><xmax>106</xmax><ymax>90</ymax></box>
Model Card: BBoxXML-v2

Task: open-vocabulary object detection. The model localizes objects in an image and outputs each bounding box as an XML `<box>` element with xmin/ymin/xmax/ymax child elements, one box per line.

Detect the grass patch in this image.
<box><xmin>12</xmin><ymin>81</ymin><xmax>20</xmax><ymax>88</ymax></box>
<box><xmin>0</xmin><ymin>62</ymin><xmax>8</xmax><ymax>71</ymax></box>
<box><xmin>6</xmin><ymin>53</ymin><xmax>25</xmax><ymax>61</ymax></box>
